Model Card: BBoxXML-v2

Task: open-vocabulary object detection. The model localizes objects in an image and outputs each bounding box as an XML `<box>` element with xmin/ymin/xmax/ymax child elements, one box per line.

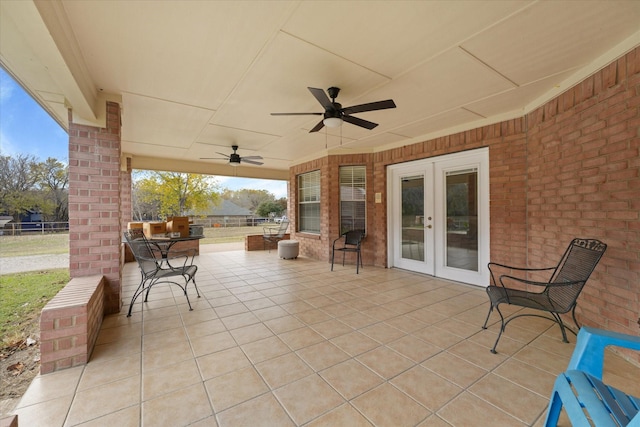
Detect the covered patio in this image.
<box><xmin>10</xmin><ymin>249</ymin><xmax>640</xmax><ymax>426</ymax></box>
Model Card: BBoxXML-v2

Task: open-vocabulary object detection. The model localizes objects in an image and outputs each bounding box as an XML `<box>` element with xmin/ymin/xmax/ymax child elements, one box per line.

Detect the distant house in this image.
<box><xmin>189</xmin><ymin>199</ymin><xmax>261</xmax><ymax>227</ymax></box>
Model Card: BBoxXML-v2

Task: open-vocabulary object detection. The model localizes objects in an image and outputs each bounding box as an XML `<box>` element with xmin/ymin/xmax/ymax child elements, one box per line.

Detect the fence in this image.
<box><xmin>1</xmin><ymin>222</ymin><xmax>70</xmax><ymax>235</ymax></box>
<box><xmin>190</xmin><ymin>217</ymin><xmax>272</xmax><ymax>228</ymax></box>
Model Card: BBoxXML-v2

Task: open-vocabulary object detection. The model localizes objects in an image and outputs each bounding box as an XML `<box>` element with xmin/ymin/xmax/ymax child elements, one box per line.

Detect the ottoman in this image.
<box><xmin>278</xmin><ymin>240</ymin><xmax>299</xmax><ymax>259</ymax></box>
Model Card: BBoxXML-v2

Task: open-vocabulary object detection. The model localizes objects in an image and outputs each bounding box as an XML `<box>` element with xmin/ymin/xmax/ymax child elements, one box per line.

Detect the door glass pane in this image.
<box><xmin>401</xmin><ymin>175</ymin><xmax>424</xmax><ymax>261</ymax></box>
<box><xmin>445</xmin><ymin>169</ymin><xmax>478</xmax><ymax>271</ymax></box>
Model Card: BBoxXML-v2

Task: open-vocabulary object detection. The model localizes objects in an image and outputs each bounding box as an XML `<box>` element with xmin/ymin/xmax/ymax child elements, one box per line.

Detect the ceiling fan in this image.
<box><xmin>200</xmin><ymin>145</ymin><xmax>263</xmax><ymax>167</ymax></box>
<box><xmin>271</xmin><ymin>87</ymin><xmax>396</xmax><ymax>133</ymax></box>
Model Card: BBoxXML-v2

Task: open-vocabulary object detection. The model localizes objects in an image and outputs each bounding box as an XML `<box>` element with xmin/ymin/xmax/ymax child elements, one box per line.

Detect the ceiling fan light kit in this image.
<box><xmin>271</xmin><ymin>86</ymin><xmax>396</xmax><ymax>133</ymax></box>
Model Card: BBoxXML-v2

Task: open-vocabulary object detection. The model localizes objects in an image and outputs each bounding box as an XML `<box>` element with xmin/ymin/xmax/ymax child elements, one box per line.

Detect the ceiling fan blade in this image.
<box><xmin>200</xmin><ymin>157</ymin><xmax>229</xmax><ymax>160</ymax></box>
<box><xmin>242</xmin><ymin>155</ymin><xmax>263</xmax><ymax>160</ymax></box>
<box><xmin>309</xmin><ymin>119</ymin><xmax>325</xmax><ymax>133</ymax></box>
<box><xmin>343</xmin><ymin>114</ymin><xmax>378</xmax><ymax>130</ymax></box>
<box><xmin>271</xmin><ymin>112</ymin><xmax>322</xmax><ymax>116</ymax></box>
<box><xmin>242</xmin><ymin>159</ymin><xmax>264</xmax><ymax>165</ymax></box>
<box><xmin>308</xmin><ymin>87</ymin><xmax>333</xmax><ymax>110</ymax></box>
<box><xmin>215</xmin><ymin>152</ymin><xmax>231</xmax><ymax>158</ymax></box>
<box><xmin>342</xmin><ymin>99</ymin><xmax>396</xmax><ymax>115</ymax></box>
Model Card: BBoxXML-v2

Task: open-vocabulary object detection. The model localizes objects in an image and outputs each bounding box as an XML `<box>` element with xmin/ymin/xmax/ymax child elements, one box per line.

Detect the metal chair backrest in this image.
<box><xmin>274</xmin><ymin>220</ymin><xmax>289</xmax><ymax>237</ymax></box>
<box><xmin>547</xmin><ymin>238</ymin><xmax>607</xmax><ymax>310</ymax></box>
<box><xmin>343</xmin><ymin>230</ymin><xmax>365</xmax><ymax>247</ymax></box>
<box><xmin>123</xmin><ymin>229</ymin><xmax>160</xmax><ymax>274</ymax></box>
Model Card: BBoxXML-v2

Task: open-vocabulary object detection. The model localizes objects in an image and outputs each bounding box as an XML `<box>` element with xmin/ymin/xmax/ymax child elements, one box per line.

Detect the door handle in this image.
<box><xmin>425</xmin><ymin>225</ymin><xmax>432</xmax><ymax>229</ymax></box>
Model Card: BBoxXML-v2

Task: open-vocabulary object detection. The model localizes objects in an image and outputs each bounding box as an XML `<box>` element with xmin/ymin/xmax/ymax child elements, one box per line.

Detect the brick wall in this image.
<box><xmin>40</xmin><ymin>276</ymin><xmax>104</xmax><ymax>374</ymax></box>
<box><xmin>289</xmin><ymin>47</ymin><xmax>639</xmax><ymax>361</ymax></box>
<box><xmin>68</xmin><ymin>101</ymin><xmax>122</xmax><ymax>314</ymax></box>
<box><xmin>526</xmin><ymin>49</ymin><xmax>640</xmax><ymax>347</ymax></box>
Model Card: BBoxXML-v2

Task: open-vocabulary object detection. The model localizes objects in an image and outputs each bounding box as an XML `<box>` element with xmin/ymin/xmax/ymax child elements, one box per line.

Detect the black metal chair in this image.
<box><xmin>331</xmin><ymin>230</ymin><xmax>365</xmax><ymax>274</ymax></box>
<box><xmin>263</xmin><ymin>220</ymin><xmax>289</xmax><ymax>252</ymax></box>
<box><xmin>482</xmin><ymin>238</ymin><xmax>607</xmax><ymax>353</ymax></box>
<box><xmin>123</xmin><ymin>229</ymin><xmax>199</xmax><ymax>317</ymax></box>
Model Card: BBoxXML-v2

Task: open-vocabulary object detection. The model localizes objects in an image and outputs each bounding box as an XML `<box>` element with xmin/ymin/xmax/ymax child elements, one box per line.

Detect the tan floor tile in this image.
<box><xmin>356</xmin><ymin>346</ymin><xmax>414</xmax><ymax>379</ymax></box>
<box><xmin>416</xmin><ymin>414</ymin><xmax>455</xmax><ymax>427</ymax></box>
<box><xmin>447</xmin><ymin>339</ymin><xmax>507</xmax><ymax>370</ymax></box>
<box><xmin>205</xmin><ymin>366</ymin><xmax>269</xmax><ymax>412</ymax></box>
<box><xmin>188</xmin><ymin>414</ymin><xmax>220</xmax><ymax>427</ymax></box>
<box><xmin>279</xmin><ymin>326</ymin><xmax>325</xmax><ymax>350</ymax></box>
<box><xmin>514</xmin><ymin>346</ymin><xmax>569</xmax><ymax>375</ymax></box>
<box><xmin>295</xmin><ymin>308</ymin><xmax>333</xmax><ymax>325</ymax></box>
<box><xmin>90</xmin><ymin>336</ymin><xmax>142</xmax><ymax>362</ymax></box>
<box><xmin>311</xmin><ymin>318</ymin><xmax>354</xmax><ymax>339</ymax></box>
<box><xmin>296</xmin><ymin>341</ymin><xmax>350</xmax><ymax>371</ymax></box>
<box><xmin>241</xmin><ymin>336</ymin><xmax>292</xmax><ymax>364</ymax></box>
<box><xmin>320</xmin><ymin>359</ymin><xmax>384</xmax><ymax>400</ymax></box>
<box><xmin>190</xmin><ymin>330</ymin><xmax>237</xmax><ymax>357</ymax></box>
<box><xmin>387</xmin><ymin>335</ymin><xmax>442</xmax><ymax>363</ymax></box>
<box><xmin>142</xmin><ymin>383</ymin><xmax>213</xmax><ymax>426</ymax></box>
<box><xmin>230</xmin><ymin>322</ymin><xmax>274</xmax><ymax>345</ymax></box>
<box><xmin>17</xmin><ymin>366</ymin><xmax>83</xmax><ymax>407</ymax></box>
<box><xmin>77</xmin><ymin>353</ymin><xmax>141</xmax><ymax>391</ymax></box>
<box><xmin>181</xmin><ymin>307</ymin><xmax>219</xmax><ymax>325</ymax></box>
<box><xmin>142</xmin><ymin>325</ymin><xmax>187</xmax><ymax>351</ymax></box>
<box><xmin>360</xmin><ymin>322</ymin><xmax>405</xmax><ymax>343</ymax></box>
<box><xmin>493</xmin><ymin>359</ymin><xmax>558</xmax><ymax>397</ymax></box>
<box><xmin>143</xmin><ymin>339</ymin><xmax>193</xmax><ymax>371</ymax></box>
<box><xmin>412</xmin><ymin>325</ymin><xmax>464</xmax><ymax>349</ymax></box>
<box><xmin>184</xmin><ymin>318</ymin><xmax>226</xmax><ymax>339</ymax></box>
<box><xmin>264</xmin><ymin>315</ymin><xmax>305</xmax><ymax>334</ymax></box>
<box><xmin>253</xmin><ymin>305</ymin><xmax>289</xmax><ymax>321</ymax></box>
<box><xmin>421</xmin><ymin>352</ymin><xmax>487</xmax><ymax>388</ymax></box>
<box><xmin>331</xmin><ymin>331</ymin><xmax>380</xmax><ymax>356</ymax></box>
<box><xmin>66</xmin><ymin>375</ymin><xmax>141</xmax><ymax>425</ymax></box>
<box><xmin>321</xmin><ymin>302</ymin><xmax>357</xmax><ymax>317</ymax></box>
<box><xmin>391</xmin><ymin>366</ymin><xmax>462</xmax><ymax>411</ymax></box>
<box><xmin>274</xmin><ymin>374</ymin><xmax>345</xmax><ymax>425</ymax></box>
<box><xmin>95</xmin><ymin>322</ymin><xmax>142</xmax><ymax>346</ymax></box>
<box><xmin>468</xmin><ymin>327</ymin><xmax>527</xmax><ymax>355</ymax></box>
<box><xmin>352</xmin><ymin>383</ymin><xmax>430</xmax><ymax>427</ymax></box>
<box><xmin>12</xmin><ymin>395</ymin><xmax>74</xmax><ymax>427</ymax></box>
<box><xmin>215</xmin><ymin>302</ymin><xmax>249</xmax><ymax>317</ymax></box>
<box><xmin>142</xmin><ymin>313</ymin><xmax>182</xmax><ymax>335</ymax></box>
<box><xmin>217</xmin><ymin>393</ymin><xmax>295</xmax><ymax>427</ymax></box>
<box><xmin>197</xmin><ymin>346</ymin><xmax>251</xmax><ymax>380</ymax></box>
<box><xmin>437</xmin><ymin>391</ymin><xmax>526</xmax><ymax>426</ymax></box>
<box><xmin>143</xmin><ymin>358</ymin><xmax>202</xmax><ymax>401</ymax></box>
<box><xmin>384</xmin><ymin>314</ymin><xmax>428</xmax><ymax>333</ymax></box>
<box><xmin>339</xmin><ymin>311</ymin><xmax>378</xmax><ymax>329</ymax></box>
<box><xmin>220</xmin><ymin>311</ymin><xmax>261</xmax><ymax>330</ymax></box>
<box><xmin>255</xmin><ymin>352</ymin><xmax>313</xmax><ymax>389</ymax></box>
<box><xmin>469</xmin><ymin>373</ymin><xmax>548</xmax><ymax>425</ymax></box>
<box><xmin>305</xmin><ymin>403</ymin><xmax>373</xmax><ymax>427</ymax></box>
<box><xmin>74</xmin><ymin>405</ymin><xmax>140</xmax><ymax>427</ymax></box>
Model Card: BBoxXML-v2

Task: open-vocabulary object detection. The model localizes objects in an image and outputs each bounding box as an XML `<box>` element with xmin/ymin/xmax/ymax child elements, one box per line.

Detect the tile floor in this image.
<box><xmin>9</xmin><ymin>249</ymin><xmax>640</xmax><ymax>426</ymax></box>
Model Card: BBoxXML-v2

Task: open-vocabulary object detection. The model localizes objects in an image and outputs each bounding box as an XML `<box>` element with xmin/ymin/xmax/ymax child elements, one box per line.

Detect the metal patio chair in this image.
<box><xmin>123</xmin><ymin>229</ymin><xmax>199</xmax><ymax>317</ymax></box>
<box><xmin>263</xmin><ymin>220</ymin><xmax>289</xmax><ymax>252</ymax></box>
<box><xmin>482</xmin><ymin>238</ymin><xmax>607</xmax><ymax>353</ymax></box>
<box><xmin>331</xmin><ymin>230</ymin><xmax>365</xmax><ymax>274</ymax></box>
<box><xmin>544</xmin><ymin>326</ymin><xmax>640</xmax><ymax>426</ymax></box>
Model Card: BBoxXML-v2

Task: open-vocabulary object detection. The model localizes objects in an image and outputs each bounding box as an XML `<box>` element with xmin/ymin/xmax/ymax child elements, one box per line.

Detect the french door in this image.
<box><xmin>387</xmin><ymin>148</ymin><xmax>489</xmax><ymax>286</ymax></box>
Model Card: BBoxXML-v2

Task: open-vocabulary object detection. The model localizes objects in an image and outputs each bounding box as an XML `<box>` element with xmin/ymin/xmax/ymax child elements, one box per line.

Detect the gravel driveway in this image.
<box><xmin>0</xmin><ymin>254</ymin><xmax>70</xmax><ymax>275</ymax></box>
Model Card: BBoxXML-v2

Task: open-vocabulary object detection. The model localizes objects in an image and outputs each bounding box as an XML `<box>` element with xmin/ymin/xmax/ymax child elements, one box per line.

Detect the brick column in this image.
<box><xmin>68</xmin><ymin>101</ymin><xmax>122</xmax><ymax>314</ymax></box>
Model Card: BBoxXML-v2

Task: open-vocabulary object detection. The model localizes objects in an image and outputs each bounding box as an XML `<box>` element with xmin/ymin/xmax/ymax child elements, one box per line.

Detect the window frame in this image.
<box><xmin>297</xmin><ymin>170</ymin><xmax>321</xmax><ymax>234</ymax></box>
<box><xmin>339</xmin><ymin>165</ymin><xmax>366</xmax><ymax>235</ymax></box>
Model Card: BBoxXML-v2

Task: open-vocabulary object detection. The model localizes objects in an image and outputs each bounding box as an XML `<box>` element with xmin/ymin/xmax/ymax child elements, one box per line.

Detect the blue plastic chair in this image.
<box><xmin>545</xmin><ymin>326</ymin><xmax>640</xmax><ymax>426</ymax></box>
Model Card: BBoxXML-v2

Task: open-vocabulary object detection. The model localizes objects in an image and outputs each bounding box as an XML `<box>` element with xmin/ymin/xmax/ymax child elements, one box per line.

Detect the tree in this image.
<box><xmin>133</xmin><ymin>171</ymin><xmax>219</xmax><ymax>219</ymax></box>
<box><xmin>34</xmin><ymin>157</ymin><xmax>69</xmax><ymax>221</ymax></box>
<box><xmin>222</xmin><ymin>189</ymin><xmax>274</xmax><ymax>212</ymax></box>
<box><xmin>255</xmin><ymin>200</ymin><xmax>284</xmax><ymax>218</ymax></box>
<box><xmin>0</xmin><ymin>154</ymin><xmax>41</xmax><ymax>220</ymax></box>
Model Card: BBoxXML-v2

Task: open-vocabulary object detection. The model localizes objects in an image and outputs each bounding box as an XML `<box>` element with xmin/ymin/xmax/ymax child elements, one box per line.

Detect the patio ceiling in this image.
<box><xmin>1</xmin><ymin>1</ymin><xmax>639</xmax><ymax>180</ymax></box>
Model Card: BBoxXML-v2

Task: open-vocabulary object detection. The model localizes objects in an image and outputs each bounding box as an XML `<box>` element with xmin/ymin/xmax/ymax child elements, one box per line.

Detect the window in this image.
<box><xmin>298</xmin><ymin>170</ymin><xmax>320</xmax><ymax>233</ymax></box>
<box><xmin>340</xmin><ymin>166</ymin><xmax>366</xmax><ymax>234</ymax></box>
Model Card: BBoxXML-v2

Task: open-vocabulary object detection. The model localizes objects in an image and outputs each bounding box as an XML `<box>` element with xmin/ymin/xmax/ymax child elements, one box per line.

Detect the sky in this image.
<box><xmin>0</xmin><ymin>67</ymin><xmax>288</xmax><ymax>199</ymax></box>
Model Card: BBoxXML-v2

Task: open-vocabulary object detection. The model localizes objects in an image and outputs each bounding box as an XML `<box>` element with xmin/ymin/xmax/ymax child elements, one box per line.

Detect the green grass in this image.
<box><xmin>0</xmin><ymin>269</ymin><xmax>69</xmax><ymax>343</ymax></box>
<box><xmin>0</xmin><ymin>234</ymin><xmax>69</xmax><ymax>257</ymax></box>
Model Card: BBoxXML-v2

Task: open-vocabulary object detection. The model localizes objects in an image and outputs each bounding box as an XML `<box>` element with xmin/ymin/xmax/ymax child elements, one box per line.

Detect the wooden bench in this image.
<box><xmin>39</xmin><ymin>275</ymin><xmax>105</xmax><ymax>374</ymax></box>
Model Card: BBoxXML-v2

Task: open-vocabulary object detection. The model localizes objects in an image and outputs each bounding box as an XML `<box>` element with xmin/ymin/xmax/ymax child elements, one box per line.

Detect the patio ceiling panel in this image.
<box><xmin>122</xmin><ymin>93</ymin><xmax>215</xmax><ymax>156</ymax></box>
<box><xmin>61</xmin><ymin>1</ymin><xmax>296</xmax><ymax>111</ymax></box>
<box><xmin>460</xmin><ymin>1</ymin><xmax>640</xmax><ymax>86</ymax></box>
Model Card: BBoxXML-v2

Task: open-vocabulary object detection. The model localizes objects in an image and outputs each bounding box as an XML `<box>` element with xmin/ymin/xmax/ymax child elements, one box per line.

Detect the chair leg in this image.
<box><xmin>331</xmin><ymin>248</ymin><xmax>335</xmax><ymax>271</ymax></box>
<box><xmin>490</xmin><ymin>305</ymin><xmax>506</xmax><ymax>354</ymax></box>
<box><xmin>482</xmin><ymin>304</ymin><xmax>493</xmax><ymax>329</ymax></box>
<box><xmin>543</xmin><ymin>388</ymin><xmax>564</xmax><ymax>427</ymax></box>
<box><xmin>356</xmin><ymin>250</ymin><xmax>360</xmax><ymax>274</ymax></box>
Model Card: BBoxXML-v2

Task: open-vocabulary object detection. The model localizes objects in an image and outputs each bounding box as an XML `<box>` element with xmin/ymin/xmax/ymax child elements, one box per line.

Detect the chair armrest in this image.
<box><xmin>263</xmin><ymin>226</ymin><xmax>278</xmax><ymax>236</ymax></box>
<box><xmin>498</xmin><ymin>274</ymin><xmax>583</xmax><ymax>290</ymax></box>
<box><xmin>488</xmin><ymin>262</ymin><xmax>556</xmax><ymax>273</ymax></box>
<box><xmin>332</xmin><ymin>235</ymin><xmax>345</xmax><ymax>249</ymax></box>
<box><xmin>568</xmin><ymin>326</ymin><xmax>640</xmax><ymax>378</ymax></box>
